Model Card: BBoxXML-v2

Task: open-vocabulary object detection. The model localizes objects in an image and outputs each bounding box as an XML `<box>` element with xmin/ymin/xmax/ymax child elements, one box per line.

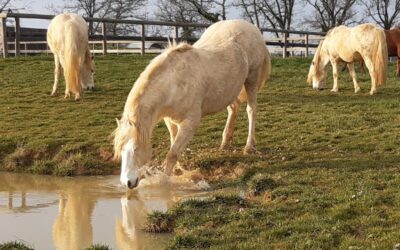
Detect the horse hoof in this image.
<box><xmin>330</xmin><ymin>89</ymin><xmax>338</xmax><ymax>93</ymax></box>
<box><xmin>354</xmin><ymin>88</ymin><xmax>361</xmax><ymax>94</ymax></box>
<box><xmin>243</xmin><ymin>146</ymin><xmax>255</xmax><ymax>155</ymax></box>
<box><xmin>219</xmin><ymin>144</ymin><xmax>229</xmax><ymax>151</ymax></box>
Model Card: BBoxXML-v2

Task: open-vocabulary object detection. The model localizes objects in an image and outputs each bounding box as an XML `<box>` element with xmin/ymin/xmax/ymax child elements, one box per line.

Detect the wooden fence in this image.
<box><xmin>0</xmin><ymin>12</ymin><xmax>325</xmax><ymax>58</ymax></box>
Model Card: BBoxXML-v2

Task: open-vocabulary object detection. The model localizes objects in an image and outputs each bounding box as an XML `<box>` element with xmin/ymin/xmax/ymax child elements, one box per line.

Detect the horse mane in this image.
<box><xmin>113</xmin><ymin>42</ymin><xmax>193</xmax><ymax>160</ymax></box>
<box><xmin>113</xmin><ymin>115</ymin><xmax>150</xmax><ymax>160</ymax></box>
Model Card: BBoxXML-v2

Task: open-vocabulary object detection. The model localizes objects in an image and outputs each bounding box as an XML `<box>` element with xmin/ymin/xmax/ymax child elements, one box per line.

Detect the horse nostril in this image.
<box><xmin>127</xmin><ymin>179</ymin><xmax>139</xmax><ymax>189</ymax></box>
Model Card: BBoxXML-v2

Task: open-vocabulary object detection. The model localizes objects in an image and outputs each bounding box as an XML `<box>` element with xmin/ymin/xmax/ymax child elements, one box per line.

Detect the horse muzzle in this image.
<box><xmin>126</xmin><ymin>178</ymin><xmax>139</xmax><ymax>189</ymax></box>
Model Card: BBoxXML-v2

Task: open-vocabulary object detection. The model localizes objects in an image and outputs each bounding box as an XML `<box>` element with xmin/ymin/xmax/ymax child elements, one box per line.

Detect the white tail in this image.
<box><xmin>64</xmin><ymin>23</ymin><xmax>82</xmax><ymax>96</ymax></box>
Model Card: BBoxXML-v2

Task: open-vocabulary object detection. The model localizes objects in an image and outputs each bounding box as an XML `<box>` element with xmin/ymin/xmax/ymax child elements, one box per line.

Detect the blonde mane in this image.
<box><xmin>113</xmin><ymin>42</ymin><xmax>193</xmax><ymax>160</ymax></box>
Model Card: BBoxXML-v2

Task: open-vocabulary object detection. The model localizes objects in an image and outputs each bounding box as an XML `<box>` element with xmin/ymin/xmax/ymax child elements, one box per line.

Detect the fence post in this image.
<box><xmin>14</xmin><ymin>17</ymin><xmax>20</xmax><ymax>56</ymax></box>
<box><xmin>101</xmin><ymin>22</ymin><xmax>107</xmax><ymax>55</ymax></box>
<box><xmin>282</xmin><ymin>32</ymin><xmax>287</xmax><ymax>58</ymax></box>
<box><xmin>141</xmin><ymin>24</ymin><xmax>145</xmax><ymax>55</ymax></box>
<box><xmin>174</xmin><ymin>26</ymin><xmax>179</xmax><ymax>42</ymax></box>
<box><xmin>305</xmin><ymin>34</ymin><xmax>309</xmax><ymax>57</ymax></box>
<box><xmin>1</xmin><ymin>17</ymin><xmax>8</xmax><ymax>58</ymax></box>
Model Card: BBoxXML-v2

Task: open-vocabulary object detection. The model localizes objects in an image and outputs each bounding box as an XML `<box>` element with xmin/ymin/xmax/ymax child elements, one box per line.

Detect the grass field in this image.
<box><xmin>1</xmin><ymin>55</ymin><xmax>400</xmax><ymax>248</ymax></box>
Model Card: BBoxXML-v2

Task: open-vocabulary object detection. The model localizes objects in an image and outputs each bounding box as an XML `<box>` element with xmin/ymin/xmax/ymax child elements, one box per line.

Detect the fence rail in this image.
<box><xmin>0</xmin><ymin>12</ymin><xmax>325</xmax><ymax>58</ymax></box>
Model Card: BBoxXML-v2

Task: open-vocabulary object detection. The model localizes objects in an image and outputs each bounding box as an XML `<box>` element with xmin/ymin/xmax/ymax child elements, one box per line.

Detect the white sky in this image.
<box><xmin>8</xmin><ymin>0</ymin><xmax>367</xmax><ymax>30</ymax></box>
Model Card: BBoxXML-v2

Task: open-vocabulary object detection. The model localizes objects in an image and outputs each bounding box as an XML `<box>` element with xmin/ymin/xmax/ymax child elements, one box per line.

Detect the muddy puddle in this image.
<box><xmin>0</xmin><ymin>172</ymin><xmax>208</xmax><ymax>249</ymax></box>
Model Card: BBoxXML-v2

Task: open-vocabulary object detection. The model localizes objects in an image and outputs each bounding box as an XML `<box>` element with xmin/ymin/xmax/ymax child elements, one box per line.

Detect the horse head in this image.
<box><xmin>81</xmin><ymin>48</ymin><xmax>95</xmax><ymax>91</ymax></box>
<box><xmin>307</xmin><ymin>41</ymin><xmax>328</xmax><ymax>90</ymax></box>
<box><xmin>114</xmin><ymin>118</ymin><xmax>152</xmax><ymax>189</ymax></box>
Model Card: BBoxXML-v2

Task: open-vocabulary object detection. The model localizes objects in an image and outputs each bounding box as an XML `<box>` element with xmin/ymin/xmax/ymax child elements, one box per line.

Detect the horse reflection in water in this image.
<box><xmin>115</xmin><ymin>190</ymin><xmax>176</xmax><ymax>250</ymax></box>
<box><xmin>0</xmin><ymin>173</ymin><xmax>200</xmax><ymax>249</ymax></box>
<box><xmin>52</xmin><ymin>185</ymin><xmax>96</xmax><ymax>250</ymax></box>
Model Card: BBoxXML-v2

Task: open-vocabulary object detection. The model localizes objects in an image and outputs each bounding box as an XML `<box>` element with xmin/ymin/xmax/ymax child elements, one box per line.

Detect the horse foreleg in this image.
<box><xmin>51</xmin><ymin>55</ymin><xmax>61</xmax><ymax>96</ymax></box>
<box><xmin>164</xmin><ymin>116</ymin><xmax>200</xmax><ymax>175</ymax></box>
<box><xmin>330</xmin><ymin>59</ymin><xmax>339</xmax><ymax>92</ymax></box>
<box><xmin>363</xmin><ymin>58</ymin><xmax>377</xmax><ymax>95</ymax></box>
<box><xmin>348</xmin><ymin>63</ymin><xmax>360</xmax><ymax>93</ymax></box>
<box><xmin>164</xmin><ymin>117</ymin><xmax>178</xmax><ymax>146</ymax></box>
<box><xmin>220</xmin><ymin>98</ymin><xmax>241</xmax><ymax>150</ymax></box>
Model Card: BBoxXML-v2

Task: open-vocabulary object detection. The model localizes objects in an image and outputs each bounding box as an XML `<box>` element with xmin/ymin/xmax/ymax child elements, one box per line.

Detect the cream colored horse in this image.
<box><xmin>114</xmin><ymin>20</ymin><xmax>271</xmax><ymax>189</ymax></box>
<box><xmin>47</xmin><ymin>13</ymin><xmax>95</xmax><ymax>100</ymax></box>
<box><xmin>307</xmin><ymin>23</ymin><xmax>388</xmax><ymax>95</ymax></box>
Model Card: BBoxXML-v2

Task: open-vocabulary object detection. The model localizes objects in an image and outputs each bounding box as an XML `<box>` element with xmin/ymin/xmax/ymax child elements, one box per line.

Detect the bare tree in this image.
<box><xmin>236</xmin><ymin>0</ymin><xmax>263</xmax><ymax>27</ymax></box>
<box><xmin>0</xmin><ymin>0</ymin><xmax>12</xmax><ymax>12</ymax></box>
<box><xmin>156</xmin><ymin>0</ymin><xmax>208</xmax><ymax>38</ymax></box>
<box><xmin>56</xmin><ymin>0</ymin><xmax>113</xmax><ymax>35</ymax></box>
<box><xmin>259</xmin><ymin>0</ymin><xmax>296</xmax><ymax>31</ymax></box>
<box><xmin>183</xmin><ymin>0</ymin><xmax>231</xmax><ymax>22</ymax></box>
<box><xmin>304</xmin><ymin>0</ymin><xmax>358</xmax><ymax>32</ymax></box>
<box><xmin>236</xmin><ymin>0</ymin><xmax>296</xmax><ymax>35</ymax></box>
<box><xmin>108</xmin><ymin>0</ymin><xmax>147</xmax><ymax>35</ymax></box>
<box><xmin>360</xmin><ymin>0</ymin><xmax>400</xmax><ymax>29</ymax></box>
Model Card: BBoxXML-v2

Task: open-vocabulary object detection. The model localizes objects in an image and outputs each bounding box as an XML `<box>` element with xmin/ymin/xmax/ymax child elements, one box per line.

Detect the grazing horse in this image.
<box><xmin>308</xmin><ymin>24</ymin><xmax>388</xmax><ymax>95</ymax></box>
<box><xmin>47</xmin><ymin>13</ymin><xmax>95</xmax><ymax>100</ymax></box>
<box><xmin>385</xmin><ymin>28</ymin><xmax>400</xmax><ymax>77</ymax></box>
<box><xmin>114</xmin><ymin>20</ymin><xmax>271</xmax><ymax>189</ymax></box>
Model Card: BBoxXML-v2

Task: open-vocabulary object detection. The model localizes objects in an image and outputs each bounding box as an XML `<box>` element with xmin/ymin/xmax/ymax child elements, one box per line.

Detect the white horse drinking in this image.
<box><xmin>114</xmin><ymin>20</ymin><xmax>271</xmax><ymax>189</ymax></box>
<box><xmin>47</xmin><ymin>13</ymin><xmax>95</xmax><ymax>100</ymax></box>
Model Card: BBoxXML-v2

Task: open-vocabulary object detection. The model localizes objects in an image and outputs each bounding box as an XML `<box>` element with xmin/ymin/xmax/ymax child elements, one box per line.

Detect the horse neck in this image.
<box><xmin>126</xmin><ymin>95</ymin><xmax>157</xmax><ymax>148</ymax></box>
<box><xmin>317</xmin><ymin>41</ymin><xmax>329</xmax><ymax>67</ymax></box>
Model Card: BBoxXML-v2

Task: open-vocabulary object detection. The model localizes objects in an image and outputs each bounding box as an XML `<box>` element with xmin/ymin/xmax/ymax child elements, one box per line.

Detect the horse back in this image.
<box><xmin>194</xmin><ymin>20</ymin><xmax>267</xmax><ymax>75</ymax></box>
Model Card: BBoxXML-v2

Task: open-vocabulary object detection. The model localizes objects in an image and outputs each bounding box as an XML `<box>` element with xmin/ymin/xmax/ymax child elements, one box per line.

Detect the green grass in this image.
<box><xmin>0</xmin><ymin>241</ymin><xmax>34</xmax><ymax>250</ymax></box>
<box><xmin>2</xmin><ymin>55</ymin><xmax>400</xmax><ymax>248</ymax></box>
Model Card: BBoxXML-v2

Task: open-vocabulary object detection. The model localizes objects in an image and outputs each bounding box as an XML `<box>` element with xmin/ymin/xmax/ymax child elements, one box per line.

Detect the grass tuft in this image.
<box><xmin>145</xmin><ymin>210</ymin><xmax>175</xmax><ymax>233</ymax></box>
<box><xmin>84</xmin><ymin>244</ymin><xmax>113</xmax><ymax>250</ymax></box>
<box><xmin>247</xmin><ymin>173</ymin><xmax>277</xmax><ymax>196</ymax></box>
<box><xmin>0</xmin><ymin>241</ymin><xmax>34</xmax><ymax>250</ymax></box>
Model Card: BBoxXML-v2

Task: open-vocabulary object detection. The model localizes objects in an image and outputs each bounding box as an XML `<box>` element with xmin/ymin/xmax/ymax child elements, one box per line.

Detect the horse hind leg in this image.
<box><xmin>243</xmin><ymin>77</ymin><xmax>259</xmax><ymax>155</ymax></box>
<box><xmin>220</xmin><ymin>97</ymin><xmax>241</xmax><ymax>150</ymax></box>
<box><xmin>51</xmin><ymin>55</ymin><xmax>61</xmax><ymax>96</ymax></box>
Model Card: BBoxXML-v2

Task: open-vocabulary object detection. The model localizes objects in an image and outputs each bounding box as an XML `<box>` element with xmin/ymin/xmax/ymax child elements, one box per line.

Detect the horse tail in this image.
<box><xmin>373</xmin><ymin>28</ymin><xmax>388</xmax><ymax>86</ymax></box>
<box><xmin>258</xmin><ymin>48</ymin><xmax>271</xmax><ymax>91</ymax></box>
<box><xmin>64</xmin><ymin>23</ymin><xmax>81</xmax><ymax>96</ymax></box>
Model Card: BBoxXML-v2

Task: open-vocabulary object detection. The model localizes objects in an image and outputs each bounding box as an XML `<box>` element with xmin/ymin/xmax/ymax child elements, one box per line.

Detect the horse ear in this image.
<box><xmin>115</xmin><ymin>118</ymin><xmax>120</xmax><ymax>127</ymax></box>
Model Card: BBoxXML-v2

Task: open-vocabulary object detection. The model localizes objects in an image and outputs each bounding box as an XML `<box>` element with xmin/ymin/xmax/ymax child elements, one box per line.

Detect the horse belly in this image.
<box><xmin>201</xmin><ymin>83</ymin><xmax>243</xmax><ymax>116</ymax></box>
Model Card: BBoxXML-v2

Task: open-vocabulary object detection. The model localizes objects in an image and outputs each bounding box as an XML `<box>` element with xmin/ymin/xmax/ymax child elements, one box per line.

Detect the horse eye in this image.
<box><xmin>312</xmin><ymin>61</ymin><xmax>315</xmax><ymax>65</ymax></box>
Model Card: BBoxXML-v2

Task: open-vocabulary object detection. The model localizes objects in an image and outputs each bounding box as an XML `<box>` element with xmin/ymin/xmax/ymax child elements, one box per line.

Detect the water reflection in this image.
<box><xmin>53</xmin><ymin>186</ymin><xmax>96</xmax><ymax>250</ymax></box>
<box><xmin>0</xmin><ymin>172</ymin><xmax>205</xmax><ymax>249</ymax></box>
